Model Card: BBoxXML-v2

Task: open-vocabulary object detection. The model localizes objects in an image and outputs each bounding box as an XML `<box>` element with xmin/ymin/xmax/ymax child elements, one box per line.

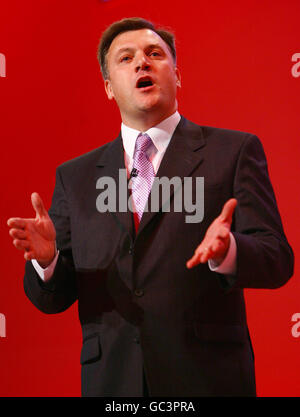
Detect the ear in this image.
<box><xmin>104</xmin><ymin>79</ymin><xmax>114</xmax><ymax>100</ymax></box>
<box><xmin>175</xmin><ymin>67</ymin><xmax>181</xmax><ymax>88</ymax></box>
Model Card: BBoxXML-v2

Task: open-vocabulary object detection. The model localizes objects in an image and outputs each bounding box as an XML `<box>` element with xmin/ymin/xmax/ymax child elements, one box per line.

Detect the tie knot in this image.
<box><xmin>135</xmin><ymin>133</ymin><xmax>152</xmax><ymax>153</ymax></box>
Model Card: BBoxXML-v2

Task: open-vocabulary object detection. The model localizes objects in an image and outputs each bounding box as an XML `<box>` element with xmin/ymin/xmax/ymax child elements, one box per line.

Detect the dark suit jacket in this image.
<box><xmin>23</xmin><ymin>116</ymin><xmax>294</xmax><ymax>396</ymax></box>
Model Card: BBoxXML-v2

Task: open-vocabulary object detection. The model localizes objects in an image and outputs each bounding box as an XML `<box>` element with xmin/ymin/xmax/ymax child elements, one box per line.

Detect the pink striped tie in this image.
<box><xmin>131</xmin><ymin>133</ymin><xmax>155</xmax><ymax>221</ymax></box>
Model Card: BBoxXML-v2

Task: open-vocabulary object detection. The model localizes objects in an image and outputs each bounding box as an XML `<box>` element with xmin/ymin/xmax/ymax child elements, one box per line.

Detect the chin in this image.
<box><xmin>137</xmin><ymin>98</ymin><xmax>163</xmax><ymax>112</ymax></box>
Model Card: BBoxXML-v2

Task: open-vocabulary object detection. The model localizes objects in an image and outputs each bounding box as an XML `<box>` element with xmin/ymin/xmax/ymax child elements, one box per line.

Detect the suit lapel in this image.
<box><xmin>95</xmin><ymin>134</ymin><xmax>134</xmax><ymax>239</ymax></box>
<box><xmin>137</xmin><ymin>116</ymin><xmax>206</xmax><ymax>237</ymax></box>
<box><xmin>94</xmin><ymin>117</ymin><xmax>206</xmax><ymax>240</ymax></box>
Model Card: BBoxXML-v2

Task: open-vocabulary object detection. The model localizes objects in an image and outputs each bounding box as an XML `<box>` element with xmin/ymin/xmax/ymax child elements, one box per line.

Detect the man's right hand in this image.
<box><xmin>7</xmin><ymin>192</ymin><xmax>56</xmax><ymax>268</ymax></box>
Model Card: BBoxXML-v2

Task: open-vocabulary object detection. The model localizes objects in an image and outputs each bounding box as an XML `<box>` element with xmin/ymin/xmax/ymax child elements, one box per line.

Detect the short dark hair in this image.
<box><xmin>97</xmin><ymin>17</ymin><xmax>176</xmax><ymax>80</ymax></box>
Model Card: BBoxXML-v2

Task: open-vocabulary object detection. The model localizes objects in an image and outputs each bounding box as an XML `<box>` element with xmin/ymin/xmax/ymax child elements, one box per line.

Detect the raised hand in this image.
<box><xmin>7</xmin><ymin>192</ymin><xmax>56</xmax><ymax>268</ymax></box>
<box><xmin>186</xmin><ymin>198</ymin><xmax>237</xmax><ymax>269</ymax></box>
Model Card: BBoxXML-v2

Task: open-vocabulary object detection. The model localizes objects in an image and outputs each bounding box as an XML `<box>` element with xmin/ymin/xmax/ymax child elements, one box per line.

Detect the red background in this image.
<box><xmin>0</xmin><ymin>0</ymin><xmax>299</xmax><ymax>397</ymax></box>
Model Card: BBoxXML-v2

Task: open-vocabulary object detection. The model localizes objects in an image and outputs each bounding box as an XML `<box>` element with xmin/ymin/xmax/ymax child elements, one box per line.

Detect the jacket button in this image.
<box><xmin>128</xmin><ymin>246</ymin><xmax>133</xmax><ymax>255</ymax></box>
<box><xmin>133</xmin><ymin>336</ymin><xmax>140</xmax><ymax>344</ymax></box>
<box><xmin>134</xmin><ymin>289</ymin><xmax>144</xmax><ymax>297</ymax></box>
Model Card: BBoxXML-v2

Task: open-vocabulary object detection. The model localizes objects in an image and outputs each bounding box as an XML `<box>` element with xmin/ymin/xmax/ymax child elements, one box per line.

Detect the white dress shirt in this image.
<box><xmin>33</xmin><ymin>111</ymin><xmax>236</xmax><ymax>281</ymax></box>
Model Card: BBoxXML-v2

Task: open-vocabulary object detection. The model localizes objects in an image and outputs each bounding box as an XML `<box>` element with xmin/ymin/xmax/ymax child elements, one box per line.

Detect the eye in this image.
<box><xmin>150</xmin><ymin>51</ymin><xmax>161</xmax><ymax>57</ymax></box>
<box><xmin>120</xmin><ymin>56</ymin><xmax>132</xmax><ymax>63</ymax></box>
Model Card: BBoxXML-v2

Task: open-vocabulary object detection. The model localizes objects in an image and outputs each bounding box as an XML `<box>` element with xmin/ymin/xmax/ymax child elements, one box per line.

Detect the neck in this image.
<box><xmin>121</xmin><ymin>107</ymin><xmax>177</xmax><ymax>132</ymax></box>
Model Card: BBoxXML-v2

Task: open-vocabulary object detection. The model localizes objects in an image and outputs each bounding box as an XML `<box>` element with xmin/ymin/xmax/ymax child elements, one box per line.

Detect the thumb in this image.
<box><xmin>31</xmin><ymin>192</ymin><xmax>48</xmax><ymax>219</ymax></box>
<box><xmin>219</xmin><ymin>198</ymin><xmax>237</xmax><ymax>223</ymax></box>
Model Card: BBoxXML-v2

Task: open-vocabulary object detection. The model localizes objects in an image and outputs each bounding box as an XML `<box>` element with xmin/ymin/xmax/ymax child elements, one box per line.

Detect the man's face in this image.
<box><xmin>104</xmin><ymin>28</ymin><xmax>181</xmax><ymax>125</ymax></box>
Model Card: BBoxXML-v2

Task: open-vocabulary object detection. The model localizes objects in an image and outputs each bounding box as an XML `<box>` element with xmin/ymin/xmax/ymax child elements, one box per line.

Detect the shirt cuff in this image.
<box><xmin>31</xmin><ymin>249</ymin><xmax>59</xmax><ymax>282</ymax></box>
<box><xmin>208</xmin><ymin>232</ymin><xmax>237</xmax><ymax>275</ymax></box>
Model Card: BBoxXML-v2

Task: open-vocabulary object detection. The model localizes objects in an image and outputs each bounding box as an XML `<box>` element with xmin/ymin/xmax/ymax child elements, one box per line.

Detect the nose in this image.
<box><xmin>135</xmin><ymin>53</ymin><xmax>151</xmax><ymax>73</ymax></box>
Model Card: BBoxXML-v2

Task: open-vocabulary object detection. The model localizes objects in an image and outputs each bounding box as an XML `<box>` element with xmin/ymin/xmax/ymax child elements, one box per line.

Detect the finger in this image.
<box><xmin>24</xmin><ymin>251</ymin><xmax>35</xmax><ymax>261</ymax></box>
<box><xmin>7</xmin><ymin>218</ymin><xmax>28</xmax><ymax>229</ymax></box>
<box><xmin>13</xmin><ymin>239</ymin><xmax>31</xmax><ymax>251</ymax></box>
<box><xmin>219</xmin><ymin>198</ymin><xmax>237</xmax><ymax>223</ymax></box>
<box><xmin>31</xmin><ymin>192</ymin><xmax>47</xmax><ymax>219</ymax></box>
<box><xmin>186</xmin><ymin>247</ymin><xmax>200</xmax><ymax>268</ymax></box>
<box><xmin>186</xmin><ymin>253</ymin><xmax>200</xmax><ymax>269</ymax></box>
<box><xmin>186</xmin><ymin>246</ymin><xmax>210</xmax><ymax>268</ymax></box>
<box><xmin>9</xmin><ymin>228</ymin><xmax>27</xmax><ymax>239</ymax></box>
<box><xmin>198</xmin><ymin>246</ymin><xmax>213</xmax><ymax>264</ymax></box>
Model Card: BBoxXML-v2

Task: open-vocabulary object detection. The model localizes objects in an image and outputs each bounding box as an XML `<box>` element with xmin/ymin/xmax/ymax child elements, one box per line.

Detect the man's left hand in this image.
<box><xmin>186</xmin><ymin>198</ymin><xmax>237</xmax><ymax>269</ymax></box>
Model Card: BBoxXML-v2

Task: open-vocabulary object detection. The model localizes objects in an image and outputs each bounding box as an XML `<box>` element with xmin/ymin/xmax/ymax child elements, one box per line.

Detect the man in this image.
<box><xmin>7</xmin><ymin>18</ymin><xmax>294</xmax><ymax>397</ymax></box>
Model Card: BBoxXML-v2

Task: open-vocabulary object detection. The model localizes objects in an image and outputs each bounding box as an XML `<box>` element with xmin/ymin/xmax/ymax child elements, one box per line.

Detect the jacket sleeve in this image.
<box><xmin>221</xmin><ymin>134</ymin><xmax>294</xmax><ymax>290</ymax></box>
<box><xmin>23</xmin><ymin>167</ymin><xmax>78</xmax><ymax>313</ymax></box>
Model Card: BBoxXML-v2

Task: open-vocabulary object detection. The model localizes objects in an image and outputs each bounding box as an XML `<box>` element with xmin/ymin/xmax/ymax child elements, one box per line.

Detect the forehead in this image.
<box><xmin>108</xmin><ymin>28</ymin><xmax>170</xmax><ymax>56</ymax></box>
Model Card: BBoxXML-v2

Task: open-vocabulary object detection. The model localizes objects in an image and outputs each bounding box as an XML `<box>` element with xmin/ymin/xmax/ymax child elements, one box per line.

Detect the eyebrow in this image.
<box><xmin>116</xmin><ymin>47</ymin><xmax>135</xmax><ymax>56</ymax></box>
<box><xmin>145</xmin><ymin>44</ymin><xmax>164</xmax><ymax>51</ymax></box>
<box><xmin>115</xmin><ymin>43</ymin><xmax>165</xmax><ymax>58</ymax></box>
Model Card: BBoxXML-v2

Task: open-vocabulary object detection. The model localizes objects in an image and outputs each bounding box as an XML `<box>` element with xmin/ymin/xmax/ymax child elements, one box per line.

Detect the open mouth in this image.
<box><xmin>136</xmin><ymin>76</ymin><xmax>154</xmax><ymax>89</ymax></box>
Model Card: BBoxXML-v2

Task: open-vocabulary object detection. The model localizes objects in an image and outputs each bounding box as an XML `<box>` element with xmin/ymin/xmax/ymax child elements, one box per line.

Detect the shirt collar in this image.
<box><xmin>121</xmin><ymin>111</ymin><xmax>181</xmax><ymax>159</ymax></box>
